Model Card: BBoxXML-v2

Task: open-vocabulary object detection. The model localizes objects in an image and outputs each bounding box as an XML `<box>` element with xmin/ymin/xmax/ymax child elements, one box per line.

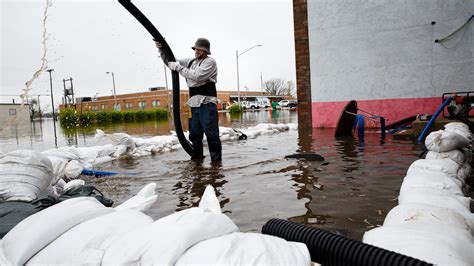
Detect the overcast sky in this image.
<box><xmin>0</xmin><ymin>0</ymin><xmax>295</xmax><ymax>110</ymax></box>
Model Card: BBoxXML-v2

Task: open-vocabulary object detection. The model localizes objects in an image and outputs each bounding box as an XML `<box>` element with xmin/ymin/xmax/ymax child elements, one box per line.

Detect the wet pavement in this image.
<box><xmin>0</xmin><ymin>110</ymin><xmax>422</xmax><ymax>240</ymax></box>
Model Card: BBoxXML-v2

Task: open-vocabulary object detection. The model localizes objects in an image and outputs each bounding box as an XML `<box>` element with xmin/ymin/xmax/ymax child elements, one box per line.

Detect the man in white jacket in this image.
<box><xmin>156</xmin><ymin>38</ymin><xmax>222</xmax><ymax>162</ymax></box>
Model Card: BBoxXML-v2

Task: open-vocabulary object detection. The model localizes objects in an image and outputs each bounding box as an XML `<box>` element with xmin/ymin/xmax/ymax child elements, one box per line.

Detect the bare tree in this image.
<box><xmin>264</xmin><ymin>78</ymin><xmax>296</xmax><ymax>96</ymax></box>
<box><xmin>28</xmin><ymin>98</ymin><xmax>41</xmax><ymax>121</ymax></box>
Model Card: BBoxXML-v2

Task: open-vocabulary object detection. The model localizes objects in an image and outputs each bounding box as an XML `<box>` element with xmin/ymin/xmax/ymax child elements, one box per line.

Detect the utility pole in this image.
<box><xmin>46</xmin><ymin>69</ymin><xmax>58</xmax><ymax>147</ymax></box>
<box><xmin>63</xmin><ymin>77</ymin><xmax>74</xmax><ymax>108</ymax></box>
<box><xmin>260</xmin><ymin>72</ymin><xmax>264</xmax><ymax>95</ymax></box>
<box><xmin>235</xmin><ymin>44</ymin><xmax>262</xmax><ymax>104</ymax></box>
<box><xmin>106</xmin><ymin>72</ymin><xmax>117</xmax><ymax>110</ymax></box>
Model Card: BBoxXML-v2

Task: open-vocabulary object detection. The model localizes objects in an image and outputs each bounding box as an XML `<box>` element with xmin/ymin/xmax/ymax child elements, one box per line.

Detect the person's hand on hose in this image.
<box><xmin>168</xmin><ymin>61</ymin><xmax>183</xmax><ymax>72</ymax></box>
<box><xmin>154</xmin><ymin>40</ymin><xmax>162</xmax><ymax>49</ymax></box>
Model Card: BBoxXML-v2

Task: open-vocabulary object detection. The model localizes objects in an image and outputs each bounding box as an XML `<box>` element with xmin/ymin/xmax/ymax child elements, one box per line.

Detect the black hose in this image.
<box><xmin>118</xmin><ymin>0</ymin><xmax>194</xmax><ymax>156</ymax></box>
<box><xmin>262</xmin><ymin>219</ymin><xmax>431</xmax><ymax>266</ymax></box>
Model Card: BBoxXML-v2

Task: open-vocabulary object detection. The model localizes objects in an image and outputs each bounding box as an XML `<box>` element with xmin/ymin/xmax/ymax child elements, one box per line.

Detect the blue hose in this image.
<box><xmin>81</xmin><ymin>169</ymin><xmax>119</xmax><ymax>177</ymax></box>
<box><xmin>417</xmin><ymin>96</ymin><xmax>453</xmax><ymax>143</ymax></box>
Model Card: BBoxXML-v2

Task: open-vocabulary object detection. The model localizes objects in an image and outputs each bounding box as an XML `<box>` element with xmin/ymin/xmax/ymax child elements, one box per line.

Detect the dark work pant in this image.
<box><xmin>189</xmin><ymin>103</ymin><xmax>222</xmax><ymax>161</ymax></box>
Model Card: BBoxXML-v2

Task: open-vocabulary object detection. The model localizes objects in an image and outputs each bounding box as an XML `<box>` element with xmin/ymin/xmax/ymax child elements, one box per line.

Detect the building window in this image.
<box><xmin>151</xmin><ymin>100</ymin><xmax>161</xmax><ymax>108</ymax></box>
<box><xmin>91</xmin><ymin>105</ymin><xmax>98</xmax><ymax>111</ymax></box>
<box><xmin>9</xmin><ymin>109</ymin><xmax>16</xmax><ymax>115</ymax></box>
<box><xmin>101</xmin><ymin>104</ymin><xmax>107</xmax><ymax>110</ymax></box>
<box><xmin>114</xmin><ymin>103</ymin><xmax>121</xmax><ymax>111</ymax></box>
<box><xmin>125</xmin><ymin>102</ymin><xmax>133</xmax><ymax>110</ymax></box>
<box><xmin>138</xmin><ymin>101</ymin><xmax>146</xmax><ymax>110</ymax></box>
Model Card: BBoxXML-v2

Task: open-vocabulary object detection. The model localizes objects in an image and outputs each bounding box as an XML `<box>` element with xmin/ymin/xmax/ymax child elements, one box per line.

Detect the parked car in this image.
<box><xmin>242</xmin><ymin>101</ymin><xmax>260</xmax><ymax>110</ymax></box>
<box><xmin>287</xmin><ymin>100</ymin><xmax>297</xmax><ymax>108</ymax></box>
<box><xmin>279</xmin><ymin>100</ymin><xmax>290</xmax><ymax>107</ymax></box>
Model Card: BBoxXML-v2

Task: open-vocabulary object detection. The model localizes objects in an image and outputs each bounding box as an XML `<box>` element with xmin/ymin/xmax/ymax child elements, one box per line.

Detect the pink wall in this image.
<box><xmin>312</xmin><ymin>97</ymin><xmax>441</xmax><ymax>128</ymax></box>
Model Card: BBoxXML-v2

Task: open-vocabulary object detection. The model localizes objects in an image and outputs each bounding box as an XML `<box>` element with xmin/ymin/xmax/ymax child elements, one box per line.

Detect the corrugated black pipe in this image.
<box><xmin>118</xmin><ymin>0</ymin><xmax>194</xmax><ymax>156</ymax></box>
<box><xmin>262</xmin><ymin>219</ymin><xmax>431</xmax><ymax>266</ymax></box>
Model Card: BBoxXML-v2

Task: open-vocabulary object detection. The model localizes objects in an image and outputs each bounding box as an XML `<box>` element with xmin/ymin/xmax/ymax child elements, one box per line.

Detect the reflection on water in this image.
<box><xmin>289</xmin><ymin>128</ymin><xmax>420</xmax><ymax>239</ymax></box>
<box><xmin>0</xmin><ymin>110</ymin><xmax>421</xmax><ymax>241</ymax></box>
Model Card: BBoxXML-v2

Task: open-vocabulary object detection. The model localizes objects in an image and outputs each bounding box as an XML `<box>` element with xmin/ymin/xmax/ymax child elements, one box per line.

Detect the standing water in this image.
<box><xmin>0</xmin><ymin>110</ymin><xmax>422</xmax><ymax>240</ymax></box>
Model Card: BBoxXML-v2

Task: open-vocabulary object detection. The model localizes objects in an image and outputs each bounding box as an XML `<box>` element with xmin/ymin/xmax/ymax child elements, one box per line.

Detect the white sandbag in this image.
<box><xmin>406</xmin><ymin>158</ymin><xmax>459</xmax><ymax>179</ymax></box>
<box><xmin>398</xmin><ymin>187</ymin><xmax>472</xmax><ymax>215</ymax></box>
<box><xmin>198</xmin><ymin>185</ymin><xmax>221</xmax><ymax>213</ymax></box>
<box><xmin>41</xmin><ymin>146</ymin><xmax>81</xmax><ymax>161</ymax></box>
<box><xmin>92</xmin><ymin>155</ymin><xmax>114</xmax><ymax>165</ymax></box>
<box><xmin>425</xmin><ymin>150</ymin><xmax>465</xmax><ymax>165</ymax></box>
<box><xmin>363</xmin><ymin>225</ymin><xmax>474</xmax><ymax>265</ymax></box>
<box><xmin>444</xmin><ymin>122</ymin><xmax>472</xmax><ymax>141</ymax></box>
<box><xmin>400</xmin><ymin>172</ymin><xmax>465</xmax><ymax>196</ymax></box>
<box><xmin>425</xmin><ymin>130</ymin><xmax>470</xmax><ymax>152</ymax></box>
<box><xmin>115</xmin><ymin>183</ymin><xmax>158</xmax><ymax>212</ymax></box>
<box><xmin>64</xmin><ymin>160</ymin><xmax>84</xmax><ymax>180</ymax></box>
<box><xmin>102</xmin><ymin>186</ymin><xmax>238</xmax><ymax>265</ymax></box>
<box><xmin>27</xmin><ymin>210</ymin><xmax>153</xmax><ymax>265</ymax></box>
<box><xmin>1</xmin><ymin>197</ymin><xmax>112</xmax><ymax>265</ymax></box>
<box><xmin>46</xmin><ymin>156</ymin><xmax>68</xmax><ymax>185</ymax></box>
<box><xmin>0</xmin><ymin>150</ymin><xmax>53</xmax><ymax>202</ymax></box>
<box><xmin>383</xmin><ymin>203</ymin><xmax>473</xmax><ymax>234</ymax></box>
<box><xmin>177</xmin><ymin>232</ymin><xmax>311</xmax><ymax>265</ymax></box>
<box><xmin>113</xmin><ymin>144</ymin><xmax>128</xmax><ymax>158</ymax></box>
<box><xmin>63</xmin><ymin>179</ymin><xmax>85</xmax><ymax>192</ymax></box>
<box><xmin>444</xmin><ymin>122</ymin><xmax>470</xmax><ymax>133</ymax></box>
<box><xmin>0</xmin><ymin>240</ymin><xmax>8</xmax><ymax>266</ymax></box>
<box><xmin>95</xmin><ymin>129</ymin><xmax>136</xmax><ymax>153</ymax></box>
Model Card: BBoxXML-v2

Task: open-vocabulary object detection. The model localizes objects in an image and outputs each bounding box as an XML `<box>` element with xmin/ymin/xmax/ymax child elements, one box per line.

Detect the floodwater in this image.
<box><xmin>0</xmin><ymin>110</ymin><xmax>422</xmax><ymax>240</ymax></box>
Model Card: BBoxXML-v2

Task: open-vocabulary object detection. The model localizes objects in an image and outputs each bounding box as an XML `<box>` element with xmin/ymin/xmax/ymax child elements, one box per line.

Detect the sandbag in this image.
<box><xmin>1</xmin><ymin>197</ymin><xmax>112</xmax><ymax>265</ymax></box>
<box><xmin>0</xmin><ymin>150</ymin><xmax>53</xmax><ymax>202</ymax></box>
<box><xmin>176</xmin><ymin>232</ymin><xmax>310</xmax><ymax>265</ymax></box>
<box><xmin>425</xmin><ymin>150</ymin><xmax>465</xmax><ymax>165</ymax></box>
<box><xmin>444</xmin><ymin>122</ymin><xmax>472</xmax><ymax>141</ymax></box>
<box><xmin>383</xmin><ymin>203</ymin><xmax>473</xmax><ymax>235</ymax></box>
<box><xmin>406</xmin><ymin>158</ymin><xmax>460</xmax><ymax>179</ymax></box>
<box><xmin>45</xmin><ymin>156</ymin><xmax>68</xmax><ymax>185</ymax></box>
<box><xmin>363</xmin><ymin>225</ymin><xmax>474</xmax><ymax>265</ymax></box>
<box><xmin>59</xmin><ymin>185</ymin><xmax>114</xmax><ymax>207</ymax></box>
<box><xmin>400</xmin><ymin>172</ymin><xmax>465</xmax><ymax>196</ymax></box>
<box><xmin>115</xmin><ymin>183</ymin><xmax>157</xmax><ymax>212</ymax></box>
<box><xmin>425</xmin><ymin>130</ymin><xmax>470</xmax><ymax>152</ymax></box>
<box><xmin>102</xmin><ymin>186</ymin><xmax>238</xmax><ymax>265</ymax></box>
<box><xmin>27</xmin><ymin>210</ymin><xmax>153</xmax><ymax>265</ymax></box>
<box><xmin>64</xmin><ymin>160</ymin><xmax>84</xmax><ymax>180</ymax></box>
<box><xmin>398</xmin><ymin>187</ymin><xmax>472</xmax><ymax>215</ymax></box>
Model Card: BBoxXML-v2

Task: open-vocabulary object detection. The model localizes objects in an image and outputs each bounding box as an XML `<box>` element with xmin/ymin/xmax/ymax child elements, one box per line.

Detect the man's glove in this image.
<box><xmin>168</xmin><ymin>62</ymin><xmax>183</xmax><ymax>72</ymax></box>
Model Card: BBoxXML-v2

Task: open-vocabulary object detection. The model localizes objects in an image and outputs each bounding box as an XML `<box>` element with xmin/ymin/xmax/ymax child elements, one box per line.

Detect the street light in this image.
<box><xmin>236</xmin><ymin>44</ymin><xmax>263</xmax><ymax>104</ymax></box>
<box><xmin>46</xmin><ymin>68</ymin><xmax>57</xmax><ymax>147</ymax></box>
<box><xmin>106</xmin><ymin>71</ymin><xmax>117</xmax><ymax>110</ymax></box>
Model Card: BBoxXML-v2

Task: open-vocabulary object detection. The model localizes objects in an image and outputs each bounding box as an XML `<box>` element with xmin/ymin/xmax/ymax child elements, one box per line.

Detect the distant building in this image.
<box><xmin>0</xmin><ymin>103</ymin><xmax>30</xmax><ymax>124</ymax></box>
<box><xmin>60</xmin><ymin>87</ymin><xmax>292</xmax><ymax>112</ymax></box>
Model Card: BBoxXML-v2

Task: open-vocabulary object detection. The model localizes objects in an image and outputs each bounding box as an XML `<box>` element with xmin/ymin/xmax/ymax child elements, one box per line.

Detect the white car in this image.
<box><xmin>279</xmin><ymin>100</ymin><xmax>290</xmax><ymax>107</ymax></box>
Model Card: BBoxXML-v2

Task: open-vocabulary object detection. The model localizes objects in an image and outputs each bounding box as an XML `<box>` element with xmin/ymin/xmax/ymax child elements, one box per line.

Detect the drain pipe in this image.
<box><xmin>262</xmin><ymin>219</ymin><xmax>430</xmax><ymax>266</ymax></box>
<box><xmin>118</xmin><ymin>0</ymin><xmax>194</xmax><ymax>156</ymax></box>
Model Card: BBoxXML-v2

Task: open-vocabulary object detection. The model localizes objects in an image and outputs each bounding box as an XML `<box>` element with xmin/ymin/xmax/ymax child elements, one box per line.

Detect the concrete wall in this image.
<box><xmin>0</xmin><ymin>104</ymin><xmax>30</xmax><ymax>125</ymax></box>
<box><xmin>307</xmin><ymin>0</ymin><xmax>473</xmax><ymax>127</ymax></box>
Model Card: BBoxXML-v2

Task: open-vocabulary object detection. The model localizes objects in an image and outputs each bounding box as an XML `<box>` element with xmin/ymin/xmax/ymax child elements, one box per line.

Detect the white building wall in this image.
<box><xmin>307</xmin><ymin>0</ymin><xmax>474</xmax><ymax>103</ymax></box>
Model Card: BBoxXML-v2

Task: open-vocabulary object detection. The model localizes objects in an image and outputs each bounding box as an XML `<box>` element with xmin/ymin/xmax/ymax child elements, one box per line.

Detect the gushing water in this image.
<box><xmin>0</xmin><ymin>0</ymin><xmax>52</xmax><ymax>132</ymax></box>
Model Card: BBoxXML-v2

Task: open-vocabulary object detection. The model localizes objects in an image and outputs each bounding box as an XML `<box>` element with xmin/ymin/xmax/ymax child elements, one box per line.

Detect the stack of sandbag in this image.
<box><xmin>0</xmin><ymin>185</ymin><xmax>310</xmax><ymax>265</ymax></box>
<box><xmin>0</xmin><ymin>150</ymin><xmax>53</xmax><ymax>202</ymax></box>
<box><xmin>363</xmin><ymin>122</ymin><xmax>474</xmax><ymax>265</ymax></box>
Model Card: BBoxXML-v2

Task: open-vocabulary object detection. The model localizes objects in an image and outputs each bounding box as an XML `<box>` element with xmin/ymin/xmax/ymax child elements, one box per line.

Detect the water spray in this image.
<box><xmin>0</xmin><ymin>0</ymin><xmax>52</xmax><ymax>133</ymax></box>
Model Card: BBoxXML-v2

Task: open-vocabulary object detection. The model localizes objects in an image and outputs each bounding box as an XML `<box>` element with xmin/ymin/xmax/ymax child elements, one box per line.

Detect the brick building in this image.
<box><xmin>61</xmin><ymin>87</ymin><xmax>290</xmax><ymax>113</ymax></box>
